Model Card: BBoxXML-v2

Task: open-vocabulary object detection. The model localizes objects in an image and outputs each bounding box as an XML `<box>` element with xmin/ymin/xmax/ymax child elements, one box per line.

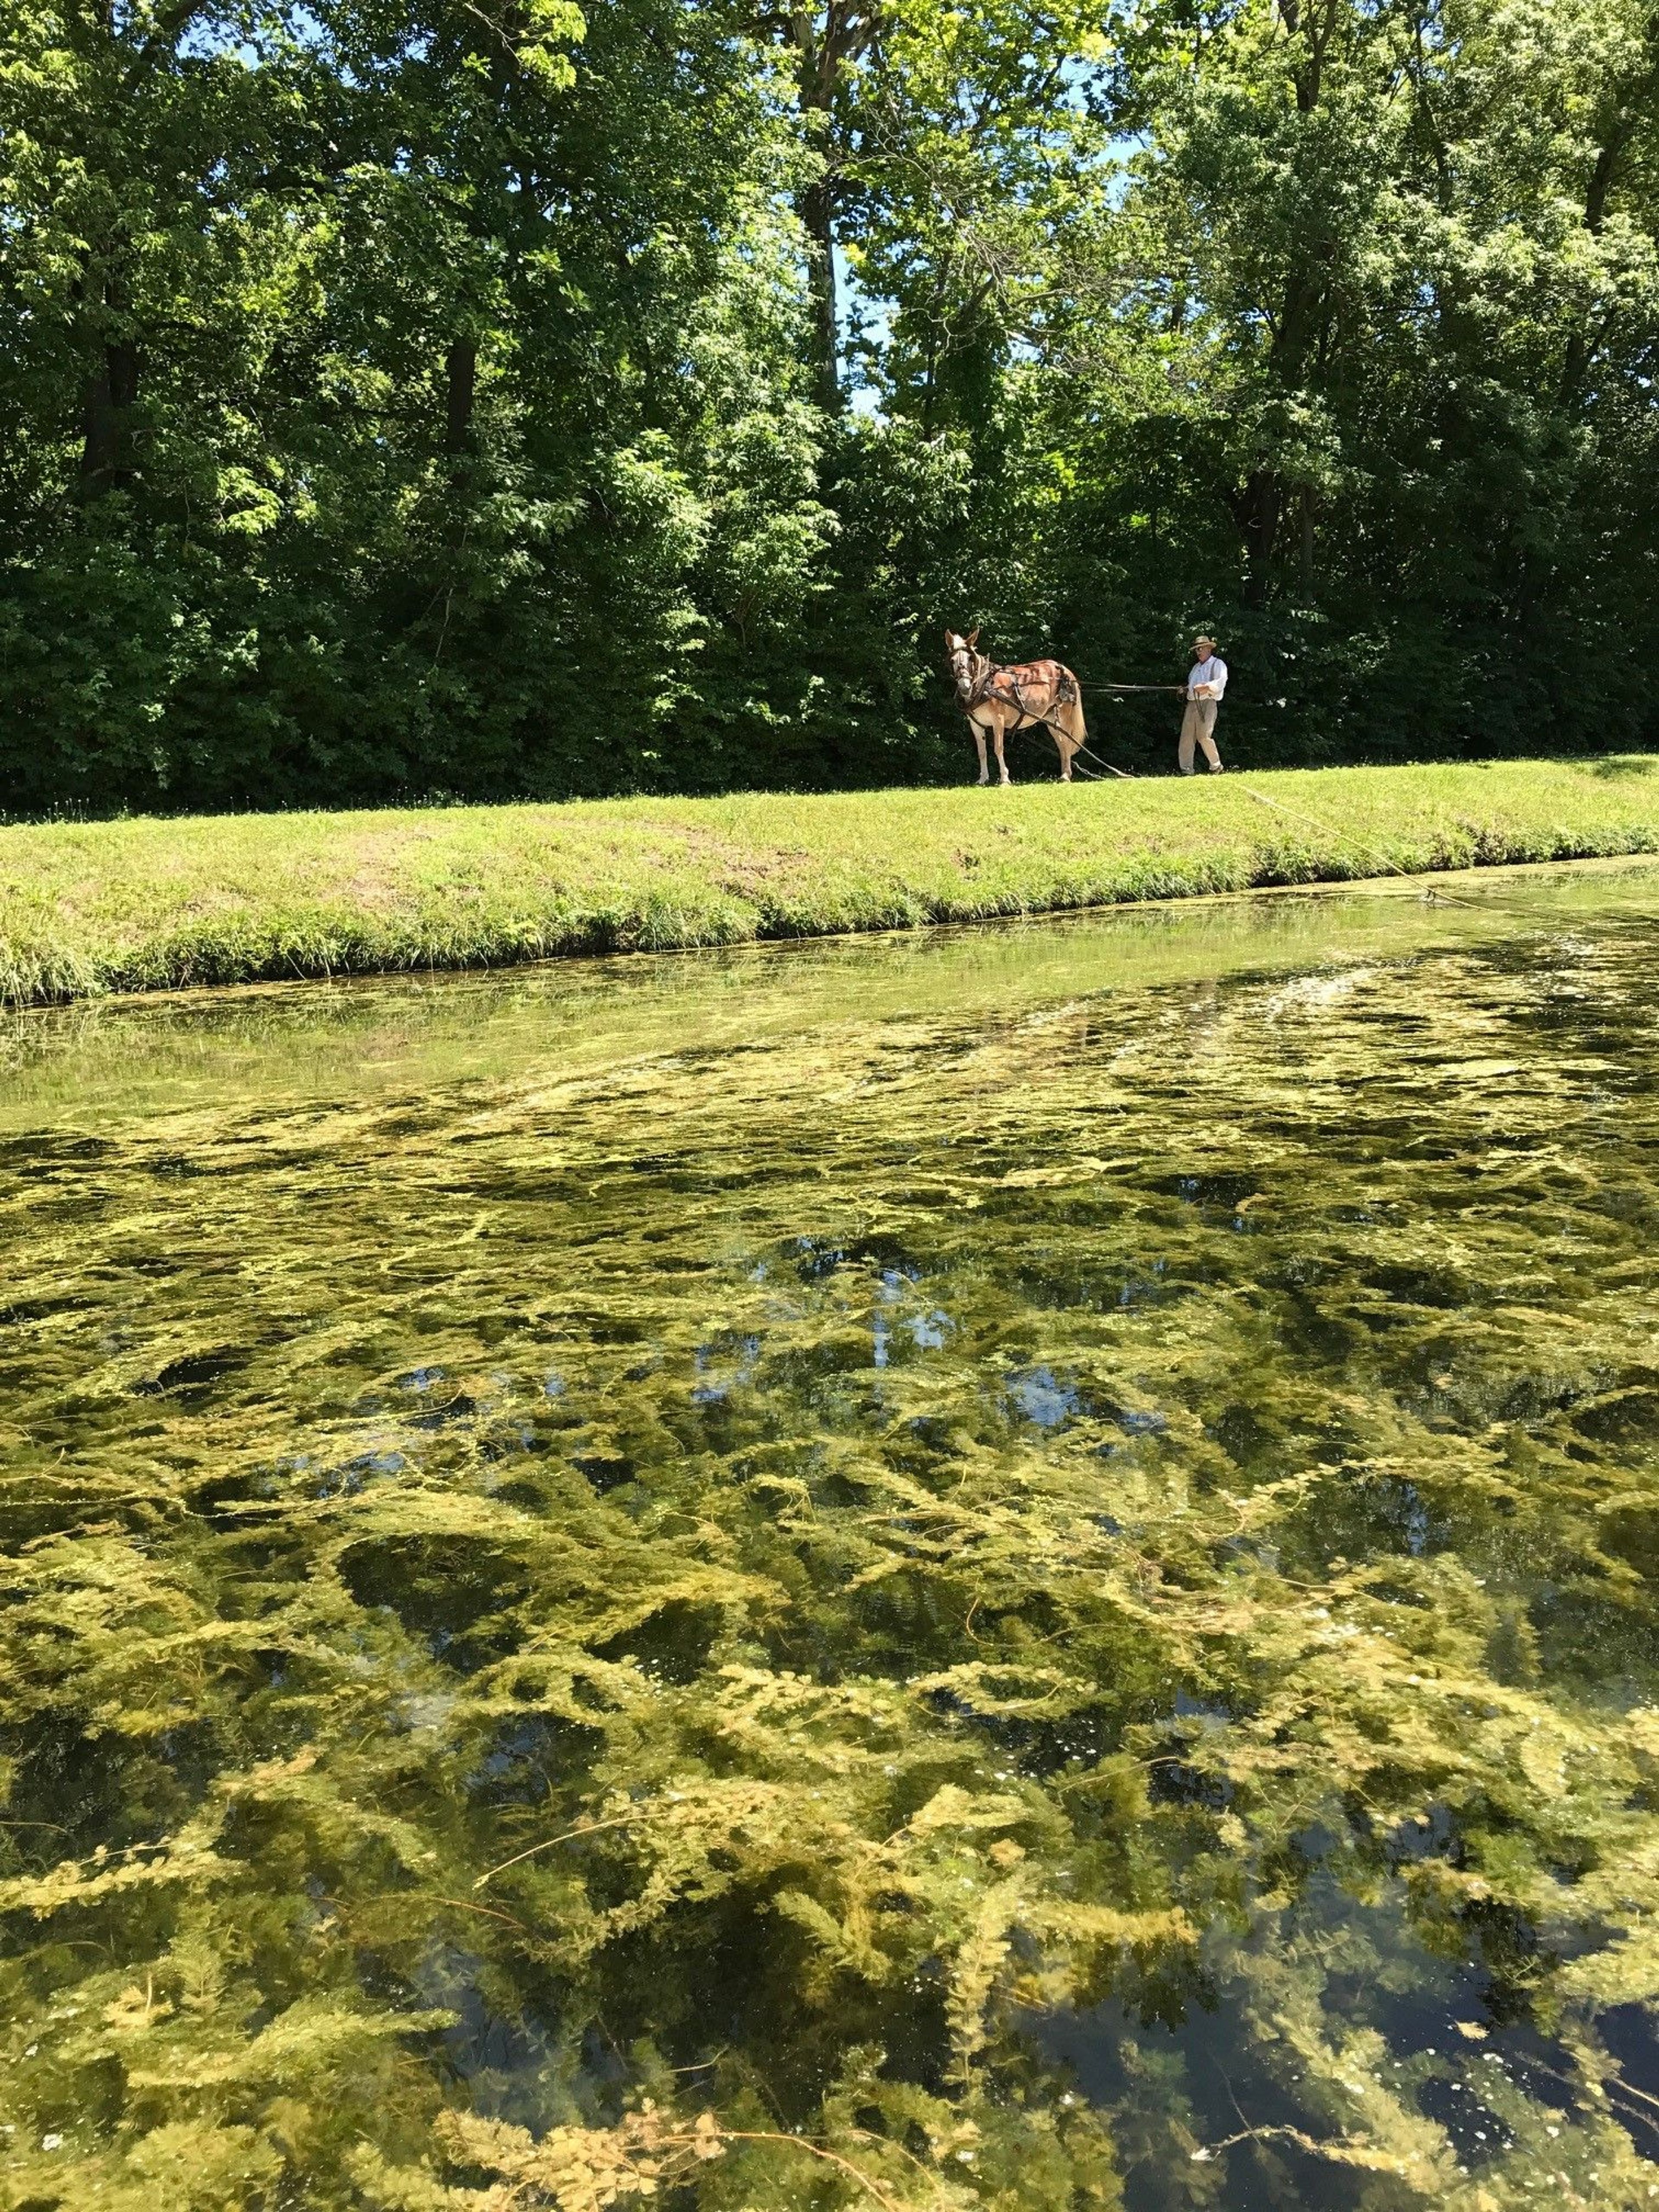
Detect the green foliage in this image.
<box><xmin>2</xmin><ymin>0</ymin><xmax>1656</xmax><ymax>810</ymax></box>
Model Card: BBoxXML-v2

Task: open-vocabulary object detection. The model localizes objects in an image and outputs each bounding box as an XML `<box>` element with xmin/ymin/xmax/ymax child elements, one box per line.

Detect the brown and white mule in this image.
<box><xmin>945</xmin><ymin>629</ymin><xmax>1088</xmax><ymax>784</ymax></box>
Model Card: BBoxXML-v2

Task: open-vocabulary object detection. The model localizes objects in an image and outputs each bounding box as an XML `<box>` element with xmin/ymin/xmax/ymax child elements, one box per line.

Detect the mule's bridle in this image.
<box><xmin>951</xmin><ymin>648</ymin><xmax>1036</xmax><ymax>721</ymax></box>
<box><xmin>950</xmin><ymin>646</ymin><xmax>990</xmax><ymax>706</ymax></box>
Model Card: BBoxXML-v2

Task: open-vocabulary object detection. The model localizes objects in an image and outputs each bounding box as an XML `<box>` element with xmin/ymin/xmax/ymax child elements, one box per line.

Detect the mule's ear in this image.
<box><xmin>945</xmin><ymin>629</ymin><xmax>961</xmax><ymax>649</ymax></box>
<box><xmin>966</xmin><ymin>627</ymin><xmax>980</xmax><ymax>648</ymax></box>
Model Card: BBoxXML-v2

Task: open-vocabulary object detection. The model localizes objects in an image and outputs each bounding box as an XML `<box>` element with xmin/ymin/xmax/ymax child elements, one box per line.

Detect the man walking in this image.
<box><xmin>1179</xmin><ymin>635</ymin><xmax>1227</xmax><ymax>774</ymax></box>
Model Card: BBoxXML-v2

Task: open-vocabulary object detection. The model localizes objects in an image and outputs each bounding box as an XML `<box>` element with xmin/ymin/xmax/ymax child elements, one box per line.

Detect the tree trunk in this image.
<box><xmin>1220</xmin><ymin>1</ymin><xmax>1335</xmax><ymax>590</ymax></box>
<box><xmin>1560</xmin><ymin>133</ymin><xmax>1626</xmax><ymax>401</ymax></box>
<box><xmin>1232</xmin><ymin>470</ymin><xmax>1283</xmax><ymax>607</ymax></box>
<box><xmin>79</xmin><ymin>274</ymin><xmax>138</xmax><ymax>494</ymax></box>
<box><xmin>1583</xmin><ymin>136</ymin><xmax>1619</xmax><ymax>237</ymax></box>
<box><xmin>801</xmin><ymin>172</ymin><xmax>841</xmax><ymax>414</ymax></box>
<box><xmin>783</xmin><ymin>2</ymin><xmax>878</xmax><ymax>414</ymax></box>
<box><xmin>1284</xmin><ymin>0</ymin><xmax>1338</xmax><ymax>111</ymax></box>
<box><xmin>445</xmin><ymin>338</ymin><xmax>477</xmax><ymax>458</ymax></box>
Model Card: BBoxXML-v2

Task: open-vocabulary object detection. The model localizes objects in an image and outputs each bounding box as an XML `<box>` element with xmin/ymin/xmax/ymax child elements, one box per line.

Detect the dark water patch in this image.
<box><xmin>105</xmin><ymin>1251</ymin><xmax>186</xmax><ymax>1278</ymax></box>
<box><xmin>573</xmin><ymin>1315</ymin><xmax>653</xmax><ymax>1346</ymax></box>
<box><xmin>313</xmin><ymin>1447</ymin><xmax>409</xmax><ymax>1498</ymax></box>
<box><xmin>574</xmin><ymin>1451</ymin><xmax>634</xmax><ymax>1494</ymax></box>
<box><xmin>414</xmin><ymin>1942</ymin><xmax>562</xmax><ymax>2112</ymax></box>
<box><xmin>1292</xmin><ymin>1468</ymin><xmax>1443</xmax><ymax>1561</ymax></box>
<box><xmin>1379</xmin><ymin>1799</ymin><xmax>1463</xmax><ymax>1867</ymax></box>
<box><xmin>0</xmin><ymin>1295</ymin><xmax>90</xmax><ymax>1328</ymax></box>
<box><xmin>338</xmin><ymin>1535</ymin><xmax>531</xmax><ymax>1671</ymax></box>
<box><xmin>1573</xmin><ymin>1386</ymin><xmax>1659</xmax><ymax>1446</ymax></box>
<box><xmin>129</xmin><ymin>1345</ymin><xmax>254</xmax><ymax>1399</ymax></box>
<box><xmin>0</xmin><ymin>1131</ymin><xmax>113</xmax><ymax>1167</ymax></box>
<box><xmin>791</xmin><ymin>1231</ymin><xmax>931</xmax><ymax>1284</ymax></box>
<box><xmin>1161</xmin><ymin>1170</ymin><xmax>1263</xmax><ymax>1216</ymax></box>
<box><xmin>410</xmin><ymin>1393</ymin><xmax>480</xmax><ymax>1432</ymax></box>
<box><xmin>589</xmin><ymin>1599</ymin><xmax>724</xmax><ymax>1684</ymax></box>
<box><xmin>1025</xmin><ymin>1876</ymin><xmax>1601</xmax><ymax>2206</ymax></box>
<box><xmin>465</xmin><ymin>1713</ymin><xmax>604</xmax><ymax>1808</ymax></box>
<box><xmin>1362</xmin><ymin>1262</ymin><xmax>1476</xmax><ymax>1309</ymax></box>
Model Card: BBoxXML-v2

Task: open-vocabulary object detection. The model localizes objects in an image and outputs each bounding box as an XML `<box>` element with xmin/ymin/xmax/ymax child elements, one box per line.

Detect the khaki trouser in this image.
<box><xmin>1179</xmin><ymin>697</ymin><xmax>1220</xmax><ymax>774</ymax></box>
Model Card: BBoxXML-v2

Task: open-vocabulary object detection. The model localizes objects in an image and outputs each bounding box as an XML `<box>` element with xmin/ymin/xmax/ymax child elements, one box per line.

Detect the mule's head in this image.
<box><xmin>945</xmin><ymin>627</ymin><xmax>982</xmax><ymax>700</ymax></box>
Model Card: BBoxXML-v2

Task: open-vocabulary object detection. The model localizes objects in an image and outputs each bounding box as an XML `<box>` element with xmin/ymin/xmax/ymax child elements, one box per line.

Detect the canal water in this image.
<box><xmin>4</xmin><ymin>863</ymin><xmax>1659</xmax><ymax>2210</ymax></box>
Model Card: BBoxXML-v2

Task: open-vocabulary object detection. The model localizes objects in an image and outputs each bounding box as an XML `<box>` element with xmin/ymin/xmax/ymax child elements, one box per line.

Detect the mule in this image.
<box><xmin>945</xmin><ymin>629</ymin><xmax>1088</xmax><ymax>785</ymax></box>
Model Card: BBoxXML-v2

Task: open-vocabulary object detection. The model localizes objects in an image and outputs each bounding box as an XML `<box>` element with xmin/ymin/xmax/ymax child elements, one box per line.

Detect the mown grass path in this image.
<box><xmin>4</xmin><ymin>758</ymin><xmax>1657</xmax><ymax>1005</ymax></box>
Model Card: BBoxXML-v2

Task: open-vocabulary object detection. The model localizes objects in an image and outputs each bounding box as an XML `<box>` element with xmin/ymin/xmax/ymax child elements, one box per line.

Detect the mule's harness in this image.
<box><xmin>953</xmin><ymin>648</ymin><xmax>1138</xmax><ymax>780</ymax></box>
<box><xmin>958</xmin><ymin>653</ymin><xmax>1079</xmax><ymax>731</ymax></box>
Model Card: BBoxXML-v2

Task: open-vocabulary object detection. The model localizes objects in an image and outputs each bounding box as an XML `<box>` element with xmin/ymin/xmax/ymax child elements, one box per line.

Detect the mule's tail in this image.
<box><xmin>1060</xmin><ymin>675</ymin><xmax>1087</xmax><ymax>747</ymax></box>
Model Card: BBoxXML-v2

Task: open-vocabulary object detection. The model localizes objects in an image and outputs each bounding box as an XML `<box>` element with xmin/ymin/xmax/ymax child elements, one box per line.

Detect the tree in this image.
<box><xmin>1</xmin><ymin>0</ymin><xmax>1655</xmax><ymax>811</ymax></box>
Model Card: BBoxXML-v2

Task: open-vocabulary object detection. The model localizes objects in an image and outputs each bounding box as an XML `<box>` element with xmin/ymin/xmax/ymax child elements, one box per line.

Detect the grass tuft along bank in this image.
<box><xmin>4</xmin><ymin>757</ymin><xmax>1658</xmax><ymax>1007</ymax></box>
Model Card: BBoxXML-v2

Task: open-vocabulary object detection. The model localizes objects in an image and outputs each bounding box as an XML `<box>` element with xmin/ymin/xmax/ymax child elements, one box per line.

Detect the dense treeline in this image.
<box><xmin>1</xmin><ymin>0</ymin><xmax>1656</xmax><ymax>813</ymax></box>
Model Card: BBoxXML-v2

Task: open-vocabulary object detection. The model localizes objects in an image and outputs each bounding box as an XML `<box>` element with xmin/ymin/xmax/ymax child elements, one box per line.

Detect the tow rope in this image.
<box><xmin>1001</xmin><ymin>708</ymin><xmax>1140</xmax><ymax>782</ymax></box>
<box><xmin>1013</xmin><ymin>724</ymin><xmax>1541</xmax><ymax>919</ymax></box>
<box><xmin>1229</xmin><ymin>782</ymin><xmax>1551</xmax><ymax>920</ymax></box>
<box><xmin>1002</xmin><ymin>693</ymin><xmax>1547</xmax><ymax>920</ymax></box>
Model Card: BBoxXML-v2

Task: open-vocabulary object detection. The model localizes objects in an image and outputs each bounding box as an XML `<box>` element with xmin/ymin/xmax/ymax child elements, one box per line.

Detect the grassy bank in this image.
<box><xmin>4</xmin><ymin>757</ymin><xmax>1658</xmax><ymax>1007</ymax></box>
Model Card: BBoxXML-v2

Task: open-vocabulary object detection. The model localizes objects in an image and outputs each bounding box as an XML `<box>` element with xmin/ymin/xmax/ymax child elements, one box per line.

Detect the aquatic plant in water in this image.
<box><xmin>4</xmin><ymin>884</ymin><xmax>1659</xmax><ymax>2208</ymax></box>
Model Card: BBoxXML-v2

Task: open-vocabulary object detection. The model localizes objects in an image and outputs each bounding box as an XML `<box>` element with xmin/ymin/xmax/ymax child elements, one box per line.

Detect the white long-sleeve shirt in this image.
<box><xmin>1188</xmin><ymin>655</ymin><xmax>1228</xmax><ymax>701</ymax></box>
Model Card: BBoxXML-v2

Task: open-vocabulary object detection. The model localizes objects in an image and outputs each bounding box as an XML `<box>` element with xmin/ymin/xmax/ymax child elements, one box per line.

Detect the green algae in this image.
<box><xmin>6</xmin><ymin>869</ymin><xmax>1659</xmax><ymax>2209</ymax></box>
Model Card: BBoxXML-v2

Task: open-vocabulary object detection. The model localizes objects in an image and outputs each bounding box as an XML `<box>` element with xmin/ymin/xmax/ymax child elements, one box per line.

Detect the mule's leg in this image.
<box><xmin>1058</xmin><ymin>735</ymin><xmax>1075</xmax><ymax>782</ymax></box>
<box><xmin>992</xmin><ymin>716</ymin><xmax>1010</xmax><ymax>785</ymax></box>
<box><xmin>971</xmin><ymin>721</ymin><xmax>989</xmax><ymax>785</ymax></box>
